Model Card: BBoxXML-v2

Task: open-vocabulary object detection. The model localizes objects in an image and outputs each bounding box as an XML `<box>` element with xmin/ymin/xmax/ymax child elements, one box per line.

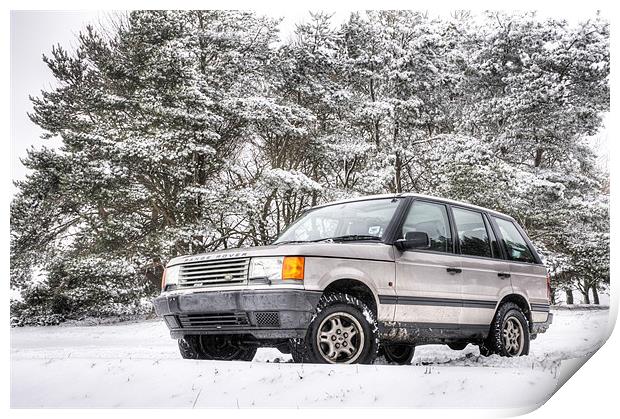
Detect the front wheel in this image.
<box><xmin>486</xmin><ymin>302</ymin><xmax>530</xmax><ymax>357</ymax></box>
<box><xmin>305</xmin><ymin>293</ymin><xmax>379</xmax><ymax>364</ymax></box>
<box><xmin>178</xmin><ymin>335</ymin><xmax>257</xmax><ymax>361</ymax></box>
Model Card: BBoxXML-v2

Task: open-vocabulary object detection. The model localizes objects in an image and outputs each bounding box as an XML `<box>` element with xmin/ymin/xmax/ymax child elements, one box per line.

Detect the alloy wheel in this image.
<box><xmin>316</xmin><ymin>312</ymin><xmax>365</xmax><ymax>363</ymax></box>
<box><xmin>502</xmin><ymin>316</ymin><xmax>525</xmax><ymax>356</ymax></box>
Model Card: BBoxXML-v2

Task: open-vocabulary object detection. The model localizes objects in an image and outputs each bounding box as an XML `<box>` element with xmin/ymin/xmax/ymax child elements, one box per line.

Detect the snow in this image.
<box><xmin>10</xmin><ymin>308</ymin><xmax>611</xmax><ymax>409</ymax></box>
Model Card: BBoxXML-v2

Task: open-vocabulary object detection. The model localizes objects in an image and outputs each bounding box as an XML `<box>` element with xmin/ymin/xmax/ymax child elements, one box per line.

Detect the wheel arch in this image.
<box><xmin>496</xmin><ymin>293</ymin><xmax>532</xmax><ymax>324</ymax></box>
<box><xmin>322</xmin><ymin>278</ymin><xmax>379</xmax><ymax>317</ymax></box>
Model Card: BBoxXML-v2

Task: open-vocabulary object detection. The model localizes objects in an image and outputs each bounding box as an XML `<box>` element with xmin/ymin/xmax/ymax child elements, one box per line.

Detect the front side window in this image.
<box><xmin>452</xmin><ymin>207</ymin><xmax>492</xmax><ymax>258</ymax></box>
<box><xmin>275</xmin><ymin>198</ymin><xmax>401</xmax><ymax>243</ymax></box>
<box><xmin>401</xmin><ymin>201</ymin><xmax>452</xmax><ymax>253</ymax></box>
<box><xmin>493</xmin><ymin>217</ymin><xmax>536</xmax><ymax>263</ymax></box>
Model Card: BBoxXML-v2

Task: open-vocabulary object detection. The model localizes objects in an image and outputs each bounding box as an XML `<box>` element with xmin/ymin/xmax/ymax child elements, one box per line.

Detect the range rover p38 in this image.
<box><xmin>154</xmin><ymin>194</ymin><xmax>553</xmax><ymax>364</ymax></box>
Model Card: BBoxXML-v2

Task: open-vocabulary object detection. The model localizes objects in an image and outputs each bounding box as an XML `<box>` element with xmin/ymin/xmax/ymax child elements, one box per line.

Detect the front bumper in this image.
<box><xmin>153</xmin><ymin>289</ymin><xmax>322</xmax><ymax>340</ymax></box>
<box><xmin>531</xmin><ymin>312</ymin><xmax>554</xmax><ymax>335</ymax></box>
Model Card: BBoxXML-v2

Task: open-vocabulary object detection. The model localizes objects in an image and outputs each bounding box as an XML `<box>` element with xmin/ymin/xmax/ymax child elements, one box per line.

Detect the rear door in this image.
<box><xmin>393</xmin><ymin>199</ymin><xmax>463</xmax><ymax>326</ymax></box>
<box><xmin>450</xmin><ymin>206</ymin><xmax>511</xmax><ymax>327</ymax></box>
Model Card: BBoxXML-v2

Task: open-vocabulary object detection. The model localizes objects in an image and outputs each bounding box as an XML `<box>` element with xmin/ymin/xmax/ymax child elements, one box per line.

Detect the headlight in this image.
<box><xmin>161</xmin><ymin>265</ymin><xmax>181</xmax><ymax>290</ymax></box>
<box><xmin>249</xmin><ymin>257</ymin><xmax>283</xmax><ymax>281</ymax></box>
<box><xmin>249</xmin><ymin>256</ymin><xmax>304</xmax><ymax>282</ymax></box>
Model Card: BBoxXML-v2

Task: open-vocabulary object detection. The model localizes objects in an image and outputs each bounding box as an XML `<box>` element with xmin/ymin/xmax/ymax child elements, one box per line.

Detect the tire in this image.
<box><xmin>382</xmin><ymin>343</ymin><xmax>415</xmax><ymax>365</ymax></box>
<box><xmin>289</xmin><ymin>338</ymin><xmax>309</xmax><ymax>363</ymax></box>
<box><xmin>178</xmin><ymin>335</ymin><xmax>257</xmax><ymax>361</ymax></box>
<box><xmin>486</xmin><ymin>302</ymin><xmax>530</xmax><ymax>357</ymax></box>
<box><xmin>447</xmin><ymin>342</ymin><xmax>468</xmax><ymax>351</ymax></box>
<box><xmin>478</xmin><ymin>342</ymin><xmax>493</xmax><ymax>357</ymax></box>
<box><xmin>178</xmin><ymin>335</ymin><xmax>207</xmax><ymax>359</ymax></box>
<box><xmin>304</xmin><ymin>293</ymin><xmax>379</xmax><ymax>364</ymax></box>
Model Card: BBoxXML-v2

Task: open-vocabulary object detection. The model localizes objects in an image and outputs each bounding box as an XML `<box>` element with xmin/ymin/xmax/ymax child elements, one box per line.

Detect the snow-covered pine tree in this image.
<box><xmin>455</xmin><ymin>12</ymin><xmax>610</xmax><ymax>301</ymax></box>
<box><xmin>11</xmin><ymin>11</ymin><xmax>609</xmax><ymax>324</ymax></box>
<box><xmin>12</xmin><ymin>11</ymin><xmax>284</xmax><ymax>322</ymax></box>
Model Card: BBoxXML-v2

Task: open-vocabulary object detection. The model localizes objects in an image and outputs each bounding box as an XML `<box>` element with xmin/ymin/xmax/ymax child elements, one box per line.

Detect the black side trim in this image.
<box><xmin>379</xmin><ymin>295</ymin><xmax>398</xmax><ymax>304</ymax></box>
<box><xmin>379</xmin><ymin>321</ymin><xmax>490</xmax><ymax>343</ymax></box>
<box><xmin>462</xmin><ymin>300</ymin><xmax>497</xmax><ymax>309</ymax></box>
<box><xmin>379</xmin><ymin>295</ymin><xmax>496</xmax><ymax>309</ymax></box>
<box><xmin>399</xmin><ymin>322</ymin><xmax>489</xmax><ymax>330</ymax></box>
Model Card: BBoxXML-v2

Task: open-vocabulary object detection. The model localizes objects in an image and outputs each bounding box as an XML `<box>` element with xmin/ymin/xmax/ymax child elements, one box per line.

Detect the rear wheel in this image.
<box><xmin>382</xmin><ymin>343</ymin><xmax>415</xmax><ymax>365</ymax></box>
<box><xmin>289</xmin><ymin>339</ymin><xmax>309</xmax><ymax>363</ymax></box>
<box><xmin>486</xmin><ymin>302</ymin><xmax>530</xmax><ymax>357</ymax></box>
<box><xmin>478</xmin><ymin>342</ymin><xmax>492</xmax><ymax>357</ymax></box>
<box><xmin>447</xmin><ymin>342</ymin><xmax>468</xmax><ymax>351</ymax></box>
<box><xmin>305</xmin><ymin>293</ymin><xmax>379</xmax><ymax>364</ymax></box>
<box><xmin>178</xmin><ymin>335</ymin><xmax>257</xmax><ymax>361</ymax></box>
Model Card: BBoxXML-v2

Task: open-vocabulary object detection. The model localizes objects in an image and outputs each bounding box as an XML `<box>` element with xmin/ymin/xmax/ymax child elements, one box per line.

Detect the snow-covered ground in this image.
<box><xmin>11</xmin><ymin>308</ymin><xmax>612</xmax><ymax>409</ymax></box>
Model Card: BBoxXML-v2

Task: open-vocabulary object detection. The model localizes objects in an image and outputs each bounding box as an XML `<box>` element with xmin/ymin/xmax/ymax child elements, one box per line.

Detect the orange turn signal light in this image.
<box><xmin>282</xmin><ymin>256</ymin><xmax>305</xmax><ymax>280</ymax></box>
<box><xmin>161</xmin><ymin>269</ymin><xmax>167</xmax><ymax>290</ymax></box>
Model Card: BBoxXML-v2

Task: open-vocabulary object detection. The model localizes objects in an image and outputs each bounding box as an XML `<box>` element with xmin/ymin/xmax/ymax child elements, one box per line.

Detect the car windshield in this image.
<box><xmin>274</xmin><ymin>198</ymin><xmax>401</xmax><ymax>244</ymax></box>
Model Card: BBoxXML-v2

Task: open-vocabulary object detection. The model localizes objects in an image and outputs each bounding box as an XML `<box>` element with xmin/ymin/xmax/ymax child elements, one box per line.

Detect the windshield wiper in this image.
<box><xmin>275</xmin><ymin>235</ymin><xmax>382</xmax><ymax>245</ymax></box>
<box><xmin>273</xmin><ymin>240</ymin><xmax>309</xmax><ymax>245</ymax></box>
<box><xmin>314</xmin><ymin>234</ymin><xmax>382</xmax><ymax>243</ymax></box>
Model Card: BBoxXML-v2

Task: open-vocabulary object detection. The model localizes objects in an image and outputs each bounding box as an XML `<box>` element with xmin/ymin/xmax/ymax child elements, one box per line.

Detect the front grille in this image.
<box><xmin>255</xmin><ymin>311</ymin><xmax>281</xmax><ymax>327</ymax></box>
<box><xmin>178</xmin><ymin>312</ymin><xmax>250</xmax><ymax>328</ymax></box>
<box><xmin>178</xmin><ymin>257</ymin><xmax>250</xmax><ymax>288</ymax></box>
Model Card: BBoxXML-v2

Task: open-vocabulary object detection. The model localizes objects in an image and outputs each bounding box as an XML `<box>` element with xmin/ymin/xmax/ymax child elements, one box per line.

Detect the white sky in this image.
<box><xmin>10</xmin><ymin>10</ymin><xmax>609</xmax><ymax>185</ymax></box>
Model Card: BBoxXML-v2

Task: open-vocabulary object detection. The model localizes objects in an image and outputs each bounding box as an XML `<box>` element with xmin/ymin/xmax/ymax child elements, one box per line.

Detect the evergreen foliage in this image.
<box><xmin>11</xmin><ymin>11</ymin><xmax>609</xmax><ymax>323</ymax></box>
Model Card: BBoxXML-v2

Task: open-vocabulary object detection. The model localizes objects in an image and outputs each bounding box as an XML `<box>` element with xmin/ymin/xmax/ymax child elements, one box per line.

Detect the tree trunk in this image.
<box><xmin>534</xmin><ymin>147</ymin><xmax>544</xmax><ymax>168</ymax></box>
<box><xmin>394</xmin><ymin>152</ymin><xmax>402</xmax><ymax>193</ymax></box>
<box><xmin>565</xmin><ymin>289</ymin><xmax>574</xmax><ymax>305</ymax></box>
<box><xmin>591</xmin><ymin>286</ymin><xmax>600</xmax><ymax>305</ymax></box>
<box><xmin>581</xmin><ymin>286</ymin><xmax>591</xmax><ymax>304</ymax></box>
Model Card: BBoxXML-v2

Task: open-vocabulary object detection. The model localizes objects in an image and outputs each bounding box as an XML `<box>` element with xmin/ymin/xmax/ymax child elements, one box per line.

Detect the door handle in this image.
<box><xmin>446</xmin><ymin>267</ymin><xmax>462</xmax><ymax>274</ymax></box>
<box><xmin>497</xmin><ymin>272</ymin><xmax>511</xmax><ymax>279</ymax></box>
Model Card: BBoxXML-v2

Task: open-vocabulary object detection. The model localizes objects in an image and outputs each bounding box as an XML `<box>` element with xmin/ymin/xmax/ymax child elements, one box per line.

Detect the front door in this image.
<box><xmin>394</xmin><ymin>200</ymin><xmax>463</xmax><ymax>326</ymax></box>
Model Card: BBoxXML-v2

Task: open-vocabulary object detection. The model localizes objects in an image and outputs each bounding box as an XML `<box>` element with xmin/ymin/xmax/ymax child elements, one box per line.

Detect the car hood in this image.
<box><xmin>167</xmin><ymin>242</ymin><xmax>395</xmax><ymax>267</ymax></box>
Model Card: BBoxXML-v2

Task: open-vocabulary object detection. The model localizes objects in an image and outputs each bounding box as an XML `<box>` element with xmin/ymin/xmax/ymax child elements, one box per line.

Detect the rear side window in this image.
<box><xmin>452</xmin><ymin>207</ymin><xmax>492</xmax><ymax>258</ymax></box>
<box><xmin>401</xmin><ymin>201</ymin><xmax>453</xmax><ymax>253</ymax></box>
<box><xmin>493</xmin><ymin>218</ymin><xmax>536</xmax><ymax>263</ymax></box>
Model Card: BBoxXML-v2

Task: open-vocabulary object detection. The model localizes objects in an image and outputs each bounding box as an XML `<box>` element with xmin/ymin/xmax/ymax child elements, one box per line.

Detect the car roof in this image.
<box><xmin>310</xmin><ymin>193</ymin><xmax>514</xmax><ymax>220</ymax></box>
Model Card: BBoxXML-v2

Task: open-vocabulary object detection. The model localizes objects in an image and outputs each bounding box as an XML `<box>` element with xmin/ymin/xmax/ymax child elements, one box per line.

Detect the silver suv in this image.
<box><xmin>154</xmin><ymin>194</ymin><xmax>553</xmax><ymax>364</ymax></box>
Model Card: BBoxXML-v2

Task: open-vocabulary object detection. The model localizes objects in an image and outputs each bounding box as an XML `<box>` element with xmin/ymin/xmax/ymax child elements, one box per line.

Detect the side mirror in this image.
<box><xmin>395</xmin><ymin>231</ymin><xmax>431</xmax><ymax>251</ymax></box>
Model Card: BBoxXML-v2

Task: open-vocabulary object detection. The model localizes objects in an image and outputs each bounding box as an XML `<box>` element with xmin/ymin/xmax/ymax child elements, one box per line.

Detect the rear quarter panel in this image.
<box><xmin>509</xmin><ymin>262</ymin><xmax>550</xmax><ymax>323</ymax></box>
